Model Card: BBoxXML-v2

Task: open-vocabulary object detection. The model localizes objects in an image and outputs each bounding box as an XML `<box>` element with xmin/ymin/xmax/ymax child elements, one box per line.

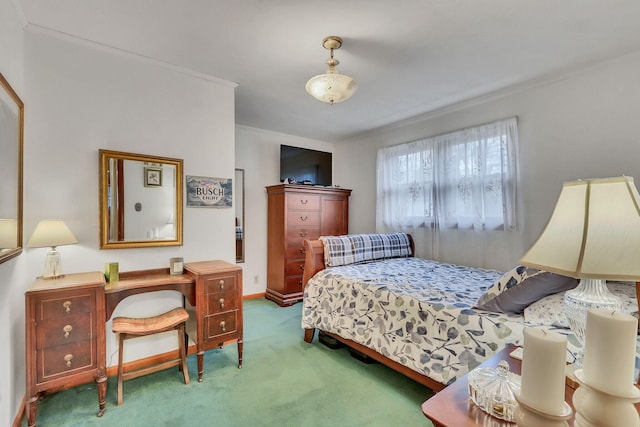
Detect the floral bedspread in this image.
<box><xmin>302</xmin><ymin>257</ymin><xmax>584</xmax><ymax>387</ymax></box>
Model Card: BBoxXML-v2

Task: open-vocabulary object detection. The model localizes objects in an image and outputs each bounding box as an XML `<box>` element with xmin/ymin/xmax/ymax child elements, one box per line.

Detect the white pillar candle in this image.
<box><xmin>582</xmin><ymin>308</ymin><xmax>638</xmax><ymax>396</ymax></box>
<box><xmin>520</xmin><ymin>327</ymin><xmax>568</xmax><ymax>415</ymax></box>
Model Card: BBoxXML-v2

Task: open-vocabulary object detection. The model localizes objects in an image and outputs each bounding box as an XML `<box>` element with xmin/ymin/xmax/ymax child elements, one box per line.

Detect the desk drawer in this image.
<box><xmin>37</xmin><ymin>339</ymin><xmax>96</xmax><ymax>382</ymax></box>
<box><xmin>206</xmin><ymin>290</ymin><xmax>238</xmax><ymax>314</ymax></box>
<box><xmin>204</xmin><ymin>275</ymin><xmax>237</xmax><ymax>294</ymax></box>
<box><xmin>37</xmin><ymin>313</ymin><xmax>93</xmax><ymax>348</ymax></box>
<box><xmin>286</xmin><ymin>193</ymin><xmax>320</xmax><ymax>210</ymax></box>
<box><xmin>204</xmin><ymin>311</ymin><xmax>237</xmax><ymax>340</ymax></box>
<box><xmin>39</xmin><ymin>293</ymin><xmax>93</xmax><ymax>320</ymax></box>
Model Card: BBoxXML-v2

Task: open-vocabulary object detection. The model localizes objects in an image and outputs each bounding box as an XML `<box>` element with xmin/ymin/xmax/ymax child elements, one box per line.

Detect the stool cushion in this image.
<box><xmin>112</xmin><ymin>307</ymin><xmax>189</xmax><ymax>335</ymax></box>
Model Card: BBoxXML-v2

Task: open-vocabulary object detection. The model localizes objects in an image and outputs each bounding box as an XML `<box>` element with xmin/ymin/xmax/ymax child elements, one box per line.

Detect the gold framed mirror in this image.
<box><xmin>0</xmin><ymin>74</ymin><xmax>24</xmax><ymax>264</ymax></box>
<box><xmin>99</xmin><ymin>149</ymin><xmax>183</xmax><ymax>249</ymax></box>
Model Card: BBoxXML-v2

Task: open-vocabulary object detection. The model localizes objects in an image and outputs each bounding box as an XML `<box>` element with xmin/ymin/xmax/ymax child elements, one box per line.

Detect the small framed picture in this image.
<box><xmin>144</xmin><ymin>167</ymin><xmax>162</xmax><ymax>187</ymax></box>
<box><xmin>170</xmin><ymin>257</ymin><xmax>184</xmax><ymax>275</ymax></box>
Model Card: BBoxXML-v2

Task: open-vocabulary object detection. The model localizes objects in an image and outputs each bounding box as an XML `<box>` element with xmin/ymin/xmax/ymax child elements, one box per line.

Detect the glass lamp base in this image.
<box><xmin>42</xmin><ymin>248</ymin><xmax>64</xmax><ymax>279</ymax></box>
<box><xmin>564</xmin><ymin>278</ymin><xmax>623</xmax><ymax>365</ymax></box>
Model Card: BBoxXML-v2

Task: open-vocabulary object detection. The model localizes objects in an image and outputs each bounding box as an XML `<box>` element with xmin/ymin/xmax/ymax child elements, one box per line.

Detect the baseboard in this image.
<box><xmin>243</xmin><ymin>292</ymin><xmax>265</xmax><ymax>300</ymax></box>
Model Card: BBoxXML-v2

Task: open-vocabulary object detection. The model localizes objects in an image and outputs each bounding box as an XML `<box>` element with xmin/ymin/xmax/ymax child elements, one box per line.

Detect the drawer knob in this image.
<box><xmin>63</xmin><ymin>325</ymin><xmax>73</xmax><ymax>339</ymax></box>
<box><xmin>300</xmin><ymin>199</ymin><xmax>308</xmax><ymax>205</ymax></box>
<box><xmin>299</xmin><ymin>248</ymin><xmax>306</xmax><ymax>254</ymax></box>
<box><xmin>219</xmin><ymin>298</ymin><xmax>225</xmax><ymax>309</ymax></box>
<box><xmin>63</xmin><ymin>301</ymin><xmax>72</xmax><ymax>314</ymax></box>
<box><xmin>299</xmin><ymin>265</ymin><xmax>305</xmax><ymax>271</ymax></box>
<box><xmin>64</xmin><ymin>354</ymin><xmax>73</xmax><ymax>368</ymax></box>
<box><xmin>300</xmin><ymin>216</ymin><xmax>308</xmax><ymax>221</ymax></box>
<box><xmin>220</xmin><ymin>321</ymin><xmax>226</xmax><ymax>332</ymax></box>
<box><xmin>219</xmin><ymin>279</ymin><xmax>225</xmax><ymax>290</ymax></box>
<box><xmin>299</xmin><ymin>232</ymin><xmax>307</xmax><ymax>237</ymax></box>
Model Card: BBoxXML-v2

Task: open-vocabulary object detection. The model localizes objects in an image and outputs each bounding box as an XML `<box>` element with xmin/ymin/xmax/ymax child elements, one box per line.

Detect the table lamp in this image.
<box><xmin>27</xmin><ymin>219</ymin><xmax>78</xmax><ymax>279</ymax></box>
<box><xmin>519</xmin><ymin>176</ymin><xmax>640</xmax><ymax>365</ymax></box>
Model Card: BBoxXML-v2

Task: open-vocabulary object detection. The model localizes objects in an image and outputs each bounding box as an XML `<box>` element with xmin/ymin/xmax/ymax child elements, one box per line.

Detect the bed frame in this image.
<box><xmin>300</xmin><ymin>235</ymin><xmax>447</xmax><ymax>392</ymax></box>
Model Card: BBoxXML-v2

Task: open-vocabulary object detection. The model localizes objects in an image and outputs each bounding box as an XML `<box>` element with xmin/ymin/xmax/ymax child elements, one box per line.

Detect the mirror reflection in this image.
<box><xmin>0</xmin><ymin>73</ymin><xmax>24</xmax><ymax>264</ymax></box>
<box><xmin>99</xmin><ymin>150</ymin><xmax>183</xmax><ymax>249</ymax></box>
<box><xmin>235</xmin><ymin>169</ymin><xmax>245</xmax><ymax>262</ymax></box>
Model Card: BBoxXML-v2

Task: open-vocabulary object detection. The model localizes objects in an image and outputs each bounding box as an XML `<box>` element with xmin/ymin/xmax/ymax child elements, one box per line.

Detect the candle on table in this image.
<box><xmin>582</xmin><ymin>308</ymin><xmax>638</xmax><ymax>396</ymax></box>
<box><xmin>519</xmin><ymin>327</ymin><xmax>567</xmax><ymax>415</ymax></box>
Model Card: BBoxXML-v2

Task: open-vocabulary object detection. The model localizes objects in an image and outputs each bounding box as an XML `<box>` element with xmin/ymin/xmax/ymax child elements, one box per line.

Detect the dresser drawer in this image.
<box><xmin>204</xmin><ymin>275</ymin><xmax>237</xmax><ymax>294</ymax></box>
<box><xmin>286</xmin><ymin>276</ymin><xmax>304</xmax><ymax>294</ymax></box>
<box><xmin>286</xmin><ymin>227</ymin><xmax>320</xmax><ymax>244</ymax></box>
<box><xmin>36</xmin><ymin>313</ymin><xmax>93</xmax><ymax>348</ymax></box>
<box><xmin>204</xmin><ymin>311</ymin><xmax>238</xmax><ymax>340</ymax></box>
<box><xmin>38</xmin><ymin>293</ymin><xmax>93</xmax><ymax>320</ymax></box>
<box><xmin>37</xmin><ymin>339</ymin><xmax>96</xmax><ymax>382</ymax></box>
<box><xmin>286</xmin><ymin>244</ymin><xmax>308</xmax><ymax>261</ymax></box>
<box><xmin>287</xmin><ymin>210</ymin><xmax>320</xmax><ymax>227</ymax></box>
<box><xmin>286</xmin><ymin>193</ymin><xmax>320</xmax><ymax>210</ymax></box>
<box><xmin>285</xmin><ymin>260</ymin><xmax>306</xmax><ymax>277</ymax></box>
<box><xmin>206</xmin><ymin>290</ymin><xmax>238</xmax><ymax>314</ymax></box>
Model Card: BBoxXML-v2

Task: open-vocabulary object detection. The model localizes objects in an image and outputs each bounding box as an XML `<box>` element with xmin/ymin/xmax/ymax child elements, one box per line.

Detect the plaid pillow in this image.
<box><xmin>320</xmin><ymin>233</ymin><xmax>412</xmax><ymax>267</ymax></box>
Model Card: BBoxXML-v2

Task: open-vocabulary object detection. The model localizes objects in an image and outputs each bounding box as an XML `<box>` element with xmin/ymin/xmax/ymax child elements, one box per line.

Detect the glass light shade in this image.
<box><xmin>519</xmin><ymin>177</ymin><xmax>639</xmax><ymax>364</ymax></box>
<box><xmin>0</xmin><ymin>219</ymin><xmax>18</xmax><ymax>249</ymax></box>
<box><xmin>305</xmin><ymin>73</ymin><xmax>358</xmax><ymax>104</ymax></box>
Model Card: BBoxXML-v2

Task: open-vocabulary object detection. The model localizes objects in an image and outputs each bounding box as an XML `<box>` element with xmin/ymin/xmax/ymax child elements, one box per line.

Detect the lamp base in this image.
<box><xmin>42</xmin><ymin>247</ymin><xmax>65</xmax><ymax>280</ymax></box>
<box><xmin>563</xmin><ymin>278</ymin><xmax>623</xmax><ymax>365</ymax></box>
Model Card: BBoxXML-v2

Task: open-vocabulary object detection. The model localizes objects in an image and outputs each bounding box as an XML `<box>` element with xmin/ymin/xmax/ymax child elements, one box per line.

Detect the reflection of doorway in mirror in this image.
<box><xmin>235</xmin><ymin>169</ymin><xmax>245</xmax><ymax>263</ymax></box>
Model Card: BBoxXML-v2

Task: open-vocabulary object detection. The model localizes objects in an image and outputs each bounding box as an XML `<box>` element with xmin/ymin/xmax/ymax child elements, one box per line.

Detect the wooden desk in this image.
<box><xmin>26</xmin><ymin>260</ymin><xmax>242</xmax><ymax>427</ymax></box>
<box><xmin>421</xmin><ymin>345</ymin><xmax>640</xmax><ymax>426</ymax></box>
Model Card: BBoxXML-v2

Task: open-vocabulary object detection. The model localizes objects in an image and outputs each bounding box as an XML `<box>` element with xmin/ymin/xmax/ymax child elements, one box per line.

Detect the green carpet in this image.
<box><xmin>27</xmin><ymin>299</ymin><xmax>435</xmax><ymax>426</ymax></box>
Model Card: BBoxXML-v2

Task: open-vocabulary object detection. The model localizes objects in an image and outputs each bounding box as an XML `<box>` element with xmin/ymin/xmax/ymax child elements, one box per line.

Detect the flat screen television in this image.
<box><xmin>280</xmin><ymin>145</ymin><xmax>332</xmax><ymax>186</ymax></box>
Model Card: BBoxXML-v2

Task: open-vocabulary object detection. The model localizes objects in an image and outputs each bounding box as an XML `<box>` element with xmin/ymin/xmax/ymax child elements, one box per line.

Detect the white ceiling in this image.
<box><xmin>17</xmin><ymin>0</ymin><xmax>640</xmax><ymax>142</ymax></box>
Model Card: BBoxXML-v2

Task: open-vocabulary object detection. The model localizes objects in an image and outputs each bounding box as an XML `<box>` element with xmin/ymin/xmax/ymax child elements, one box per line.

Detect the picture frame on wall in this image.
<box><xmin>144</xmin><ymin>167</ymin><xmax>162</xmax><ymax>187</ymax></box>
<box><xmin>185</xmin><ymin>175</ymin><xmax>232</xmax><ymax>208</ymax></box>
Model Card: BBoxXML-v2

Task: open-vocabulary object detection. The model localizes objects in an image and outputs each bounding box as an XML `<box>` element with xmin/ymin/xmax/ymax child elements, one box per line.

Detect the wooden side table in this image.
<box><xmin>25</xmin><ymin>272</ymin><xmax>107</xmax><ymax>427</ymax></box>
<box><xmin>421</xmin><ymin>345</ymin><xmax>640</xmax><ymax>427</ymax></box>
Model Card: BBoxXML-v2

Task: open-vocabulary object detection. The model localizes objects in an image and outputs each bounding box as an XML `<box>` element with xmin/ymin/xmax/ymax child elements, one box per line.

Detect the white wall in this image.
<box><xmin>335</xmin><ymin>50</ymin><xmax>640</xmax><ymax>271</ymax></box>
<box><xmin>234</xmin><ymin>125</ymin><xmax>335</xmax><ymax>296</ymax></box>
<box><xmin>0</xmin><ymin>0</ymin><xmax>25</xmax><ymax>424</ymax></box>
<box><xmin>3</xmin><ymin>25</ymin><xmax>236</xmax><ymax>423</ymax></box>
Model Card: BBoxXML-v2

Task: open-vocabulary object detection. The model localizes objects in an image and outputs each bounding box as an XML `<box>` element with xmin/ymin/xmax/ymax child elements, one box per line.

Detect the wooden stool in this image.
<box><xmin>112</xmin><ymin>307</ymin><xmax>190</xmax><ymax>405</ymax></box>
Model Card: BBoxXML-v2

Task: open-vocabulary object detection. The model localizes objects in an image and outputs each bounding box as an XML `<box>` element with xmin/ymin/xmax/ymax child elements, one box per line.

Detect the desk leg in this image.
<box><xmin>26</xmin><ymin>394</ymin><xmax>38</xmax><ymax>427</ymax></box>
<box><xmin>96</xmin><ymin>372</ymin><xmax>107</xmax><ymax>417</ymax></box>
<box><xmin>197</xmin><ymin>350</ymin><xmax>204</xmax><ymax>382</ymax></box>
<box><xmin>237</xmin><ymin>339</ymin><xmax>243</xmax><ymax>368</ymax></box>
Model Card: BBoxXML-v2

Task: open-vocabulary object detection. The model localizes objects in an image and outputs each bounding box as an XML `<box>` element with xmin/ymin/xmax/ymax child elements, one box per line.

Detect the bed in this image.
<box><xmin>301</xmin><ymin>233</ymin><xmax>639</xmax><ymax>392</ymax></box>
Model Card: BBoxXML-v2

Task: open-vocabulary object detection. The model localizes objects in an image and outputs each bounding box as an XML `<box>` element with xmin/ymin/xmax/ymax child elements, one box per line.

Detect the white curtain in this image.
<box><xmin>376</xmin><ymin>117</ymin><xmax>518</xmax><ymax>232</ymax></box>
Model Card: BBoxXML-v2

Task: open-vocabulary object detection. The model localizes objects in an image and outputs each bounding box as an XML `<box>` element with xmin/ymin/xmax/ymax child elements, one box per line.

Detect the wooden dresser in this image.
<box><xmin>25</xmin><ymin>272</ymin><xmax>107</xmax><ymax>427</ymax></box>
<box><xmin>266</xmin><ymin>184</ymin><xmax>351</xmax><ymax>306</ymax></box>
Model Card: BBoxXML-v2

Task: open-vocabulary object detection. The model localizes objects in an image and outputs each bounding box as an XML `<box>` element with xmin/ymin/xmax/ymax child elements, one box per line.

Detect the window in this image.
<box><xmin>376</xmin><ymin>117</ymin><xmax>518</xmax><ymax>231</ymax></box>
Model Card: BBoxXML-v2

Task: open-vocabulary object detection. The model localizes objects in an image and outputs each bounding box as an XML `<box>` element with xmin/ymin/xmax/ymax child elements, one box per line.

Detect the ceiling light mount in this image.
<box><xmin>306</xmin><ymin>35</ymin><xmax>357</xmax><ymax>105</ymax></box>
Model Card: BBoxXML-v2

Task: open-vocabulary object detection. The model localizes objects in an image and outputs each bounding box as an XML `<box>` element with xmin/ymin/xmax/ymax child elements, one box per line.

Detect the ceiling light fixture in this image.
<box><xmin>305</xmin><ymin>36</ymin><xmax>358</xmax><ymax>105</ymax></box>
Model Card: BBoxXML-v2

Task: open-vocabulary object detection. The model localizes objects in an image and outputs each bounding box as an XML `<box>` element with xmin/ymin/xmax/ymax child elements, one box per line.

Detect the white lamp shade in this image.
<box><xmin>27</xmin><ymin>219</ymin><xmax>78</xmax><ymax>249</ymax></box>
<box><xmin>305</xmin><ymin>73</ymin><xmax>358</xmax><ymax>104</ymax></box>
<box><xmin>520</xmin><ymin>176</ymin><xmax>640</xmax><ymax>280</ymax></box>
<box><xmin>0</xmin><ymin>219</ymin><xmax>18</xmax><ymax>248</ymax></box>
